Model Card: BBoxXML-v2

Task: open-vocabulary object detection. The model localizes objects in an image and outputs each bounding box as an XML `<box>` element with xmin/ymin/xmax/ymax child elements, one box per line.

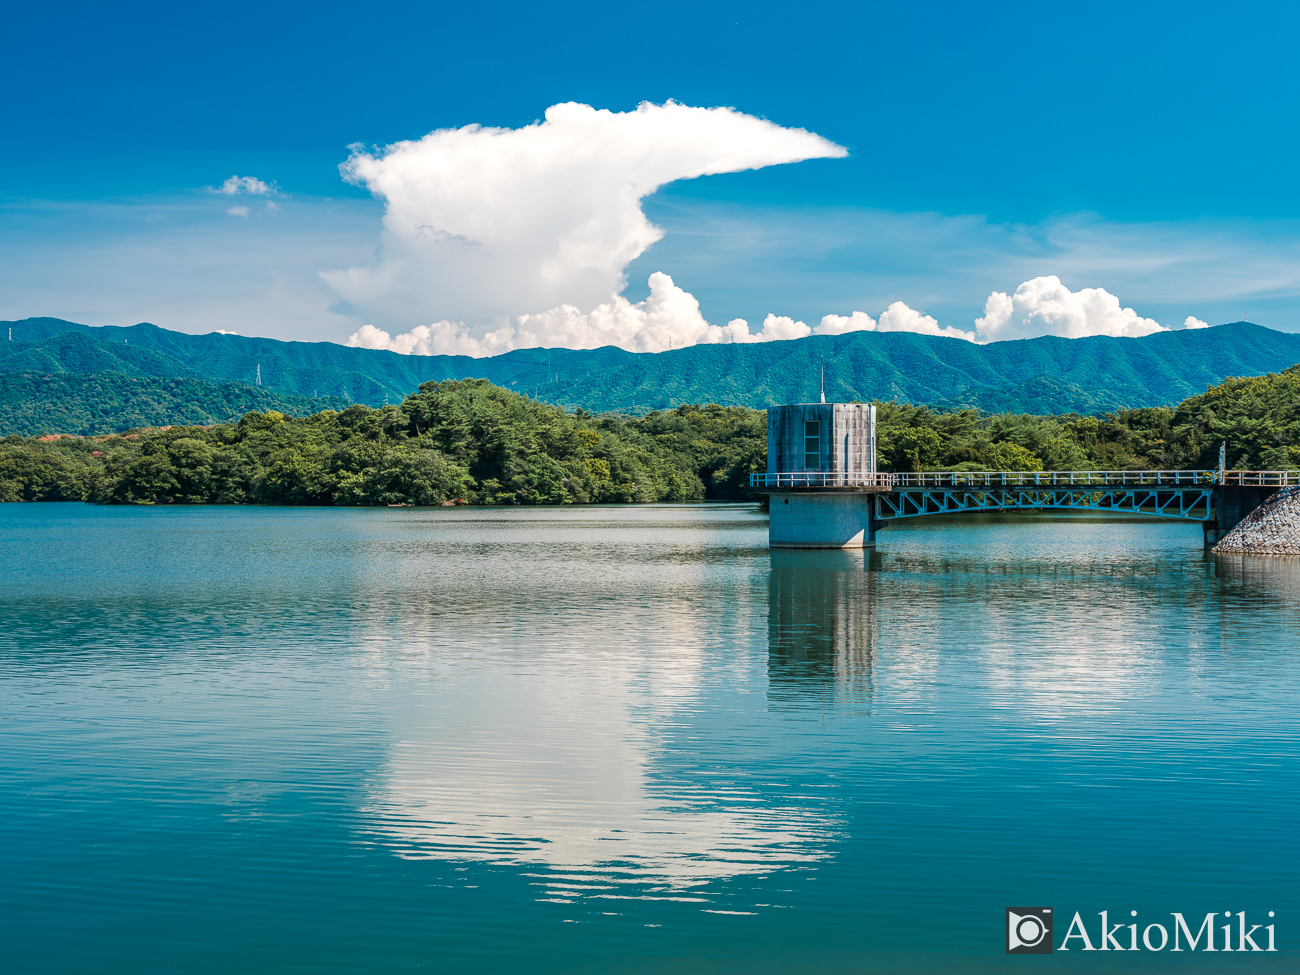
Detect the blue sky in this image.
<box><xmin>4</xmin><ymin>0</ymin><xmax>1300</xmax><ymax>351</ymax></box>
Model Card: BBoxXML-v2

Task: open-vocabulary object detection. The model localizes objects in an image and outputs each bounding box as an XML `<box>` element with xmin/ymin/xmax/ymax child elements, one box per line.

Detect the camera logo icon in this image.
<box><xmin>1007</xmin><ymin>907</ymin><xmax>1053</xmax><ymax>954</ymax></box>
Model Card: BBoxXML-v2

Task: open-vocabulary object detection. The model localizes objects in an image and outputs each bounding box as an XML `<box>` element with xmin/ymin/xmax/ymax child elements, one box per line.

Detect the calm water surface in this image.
<box><xmin>1</xmin><ymin>503</ymin><xmax>1296</xmax><ymax>973</ymax></box>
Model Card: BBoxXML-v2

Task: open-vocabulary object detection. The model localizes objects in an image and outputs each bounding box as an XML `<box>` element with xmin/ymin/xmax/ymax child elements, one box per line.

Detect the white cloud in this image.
<box><xmin>11</xmin><ymin>151</ymin><xmax>1279</xmax><ymax>350</ymax></box>
<box><xmin>322</xmin><ymin>103</ymin><xmax>1248</xmax><ymax>356</ymax></box>
<box><xmin>366</xmin><ymin>276</ymin><xmax>1214</xmax><ymax>356</ymax></box>
<box><xmin>326</xmin><ymin>100</ymin><xmax>844</xmax><ymax>340</ymax></box>
<box><xmin>218</xmin><ymin>175</ymin><xmax>274</xmax><ymax>195</ymax></box>
<box><xmin>222</xmin><ymin>198</ymin><xmax>279</xmax><ymax>219</ymax></box>
<box><xmin>975</xmin><ymin>275</ymin><xmax>1167</xmax><ymax>341</ymax></box>
<box><xmin>347</xmin><ymin>271</ymin><xmax>1214</xmax><ymax>355</ymax></box>
<box><xmin>746</xmin><ymin>314</ymin><xmax>811</xmax><ymax>342</ymax></box>
<box><xmin>346</xmin><ymin>271</ymin><xmax>818</xmax><ymax>355</ymax></box>
<box><xmin>813</xmin><ymin>311</ymin><xmax>876</xmax><ymax>336</ymax></box>
<box><xmin>627</xmin><ymin>200</ymin><xmax>1288</xmax><ymax>338</ymax></box>
<box><xmin>348</xmin><ymin>289</ymin><xmax>990</xmax><ymax>356</ymax></box>
<box><xmin>814</xmin><ymin>304</ymin><xmax>976</xmax><ymax>342</ymax></box>
<box><xmin>878</xmin><ymin>301</ymin><xmax>976</xmax><ymax>341</ymax></box>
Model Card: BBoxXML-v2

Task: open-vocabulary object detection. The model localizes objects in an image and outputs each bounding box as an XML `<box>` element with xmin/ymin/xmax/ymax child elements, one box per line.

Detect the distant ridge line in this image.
<box><xmin>1</xmin><ymin>316</ymin><xmax>1297</xmax><ymax>417</ymax></box>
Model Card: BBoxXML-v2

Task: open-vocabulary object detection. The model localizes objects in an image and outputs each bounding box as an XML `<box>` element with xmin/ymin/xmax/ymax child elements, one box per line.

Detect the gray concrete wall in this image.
<box><xmin>766</xmin><ymin>403</ymin><xmax>875</xmax><ymax>474</ymax></box>
<box><xmin>768</xmin><ymin>493</ymin><xmax>883</xmax><ymax>548</ymax></box>
<box><xmin>830</xmin><ymin>403</ymin><xmax>875</xmax><ymax>476</ymax></box>
<box><xmin>767</xmin><ymin>404</ymin><xmax>830</xmax><ymax>473</ymax></box>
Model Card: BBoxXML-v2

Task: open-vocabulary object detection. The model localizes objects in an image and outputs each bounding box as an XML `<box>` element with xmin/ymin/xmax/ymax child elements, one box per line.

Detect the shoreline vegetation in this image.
<box><xmin>2</xmin><ymin>369</ymin><xmax>1298</xmax><ymax>506</ymax></box>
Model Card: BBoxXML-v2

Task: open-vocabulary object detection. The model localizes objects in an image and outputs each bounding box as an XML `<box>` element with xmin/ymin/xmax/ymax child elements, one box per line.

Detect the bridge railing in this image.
<box><xmin>1222</xmin><ymin>470</ymin><xmax>1300</xmax><ymax>486</ymax></box>
<box><xmin>889</xmin><ymin>470</ymin><xmax>1216</xmax><ymax>488</ymax></box>
<box><xmin>750</xmin><ymin>470</ymin><xmax>1300</xmax><ymax>490</ymax></box>
<box><xmin>890</xmin><ymin>470</ymin><xmax>1300</xmax><ymax>488</ymax></box>
<box><xmin>749</xmin><ymin>472</ymin><xmax>896</xmax><ymax>488</ymax></box>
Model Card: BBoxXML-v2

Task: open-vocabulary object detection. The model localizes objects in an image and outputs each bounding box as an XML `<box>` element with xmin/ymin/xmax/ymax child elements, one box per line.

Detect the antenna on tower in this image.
<box><xmin>820</xmin><ymin>356</ymin><xmax>826</xmax><ymax>404</ymax></box>
<box><xmin>256</xmin><ymin>364</ymin><xmax>261</xmax><ymax>387</ymax></box>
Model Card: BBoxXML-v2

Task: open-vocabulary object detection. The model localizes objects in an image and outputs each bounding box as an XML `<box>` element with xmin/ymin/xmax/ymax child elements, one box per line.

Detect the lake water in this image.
<box><xmin>1</xmin><ymin>503</ymin><xmax>1296</xmax><ymax>973</ymax></box>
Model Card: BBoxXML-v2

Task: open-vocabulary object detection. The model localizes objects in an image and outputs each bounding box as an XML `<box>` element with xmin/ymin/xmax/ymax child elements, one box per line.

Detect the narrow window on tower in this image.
<box><xmin>804</xmin><ymin>420</ymin><xmax>820</xmax><ymax>469</ymax></box>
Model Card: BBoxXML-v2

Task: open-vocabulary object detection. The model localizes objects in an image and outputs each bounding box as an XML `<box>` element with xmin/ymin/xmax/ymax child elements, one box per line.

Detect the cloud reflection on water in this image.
<box><xmin>360</xmin><ymin>676</ymin><xmax>838</xmax><ymax>900</ymax></box>
<box><xmin>356</xmin><ymin>540</ymin><xmax>854</xmax><ymax>903</ymax></box>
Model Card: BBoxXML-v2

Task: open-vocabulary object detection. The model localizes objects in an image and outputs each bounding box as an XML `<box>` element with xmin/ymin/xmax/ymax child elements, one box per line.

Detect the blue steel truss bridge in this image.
<box><xmin>879</xmin><ymin>469</ymin><xmax>1299</xmax><ymax>520</ymax></box>
<box><xmin>884</xmin><ymin>469</ymin><xmax>1221</xmax><ymax>521</ymax></box>
<box><xmin>750</xmin><ymin>470</ymin><xmax>1300</xmax><ymax>544</ymax></box>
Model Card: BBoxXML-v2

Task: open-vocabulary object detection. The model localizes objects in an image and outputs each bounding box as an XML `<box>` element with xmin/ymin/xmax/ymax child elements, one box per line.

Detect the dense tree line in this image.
<box><xmin>0</xmin><ymin>380</ymin><xmax>763</xmax><ymax>505</ymax></box>
<box><xmin>876</xmin><ymin>365</ymin><xmax>1300</xmax><ymax>473</ymax></box>
<box><xmin>2</xmin><ymin>367</ymin><xmax>1297</xmax><ymax>505</ymax></box>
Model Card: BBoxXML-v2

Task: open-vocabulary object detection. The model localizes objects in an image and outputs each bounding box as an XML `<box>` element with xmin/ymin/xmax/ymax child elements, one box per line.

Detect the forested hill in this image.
<box><xmin>4</xmin><ymin>367</ymin><xmax>1299</xmax><ymax>506</ymax></box>
<box><xmin>4</xmin><ymin>317</ymin><xmax>1300</xmax><ymax>418</ymax></box>
<box><xmin>0</xmin><ymin>381</ymin><xmax>764</xmax><ymax>506</ymax></box>
<box><xmin>0</xmin><ymin>372</ymin><xmax>351</xmax><ymax>437</ymax></box>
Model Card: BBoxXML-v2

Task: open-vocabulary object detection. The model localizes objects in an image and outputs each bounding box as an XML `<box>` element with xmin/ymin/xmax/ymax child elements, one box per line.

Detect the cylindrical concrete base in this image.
<box><xmin>768</xmin><ymin>493</ymin><xmax>881</xmax><ymax>548</ymax></box>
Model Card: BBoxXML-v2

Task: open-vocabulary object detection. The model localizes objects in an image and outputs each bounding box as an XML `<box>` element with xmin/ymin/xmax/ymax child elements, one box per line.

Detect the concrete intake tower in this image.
<box><xmin>753</xmin><ymin>402</ymin><xmax>890</xmax><ymax>548</ymax></box>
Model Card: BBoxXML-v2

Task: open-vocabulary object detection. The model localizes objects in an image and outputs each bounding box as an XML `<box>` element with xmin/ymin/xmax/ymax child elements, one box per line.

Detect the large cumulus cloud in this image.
<box><xmin>349</xmin><ymin>271</ymin><xmax>1212</xmax><ymax>356</ymax></box>
<box><xmin>716</xmin><ymin>280</ymin><xmax>1206</xmax><ymax>351</ymax></box>
<box><xmin>328</xmin><ymin>100</ymin><xmax>845</xmax><ymax>353</ymax></box>
<box><xmin>329</xmin><ymin>102</ymin><xmax>1215</xmax><ymax>357</ymax></box>
<box><xmin>347</xmin><ymin>271</ymin><xmax>769</xmax><ymax>356</ymax></box>
<box><xmin>975</xmin><ymin>275</ymin><xmax>1168</xmax><ymax>341</ymax></box>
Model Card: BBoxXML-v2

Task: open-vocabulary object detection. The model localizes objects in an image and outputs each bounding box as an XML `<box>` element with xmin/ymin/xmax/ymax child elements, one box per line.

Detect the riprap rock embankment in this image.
<box><xmin>1213</xmin><ymin>486</ymin><xmax>1300</xmax><ymax>555</ymax></box>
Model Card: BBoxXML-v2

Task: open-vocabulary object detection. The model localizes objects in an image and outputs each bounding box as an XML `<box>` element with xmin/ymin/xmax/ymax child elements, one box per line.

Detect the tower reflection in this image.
<box><xmin>768</xmin><ymin>549</ymin><xmax>879</xmax><ymax>709</ymax></box>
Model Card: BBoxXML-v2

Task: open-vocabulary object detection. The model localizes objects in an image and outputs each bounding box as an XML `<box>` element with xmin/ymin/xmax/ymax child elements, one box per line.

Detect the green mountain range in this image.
<box><xmin>1</xmin><ymin>316</ymin><xmax>1298</xmax><ymax>435</ymax></box>
<box><xmin>0</xmin><ymin>371</ymin><xmax>351</xmax><ymax>437</ymax></box>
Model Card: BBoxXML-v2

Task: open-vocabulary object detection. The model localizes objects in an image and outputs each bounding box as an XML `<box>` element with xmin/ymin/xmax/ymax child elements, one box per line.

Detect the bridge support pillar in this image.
<box><xmin>1206</xmin><ymin>486</ymin><xmax>1280</xmax><ymax>547</ymax></box>
<box><xmin>1202</xmin><ymin>520</ymin><xmax>1223</xmax><ymax>547</ymax></box>
<box><xmin>768</xmin><ymin>493</ymin><xmax>887</xmax><ymax>548</ymax></box>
